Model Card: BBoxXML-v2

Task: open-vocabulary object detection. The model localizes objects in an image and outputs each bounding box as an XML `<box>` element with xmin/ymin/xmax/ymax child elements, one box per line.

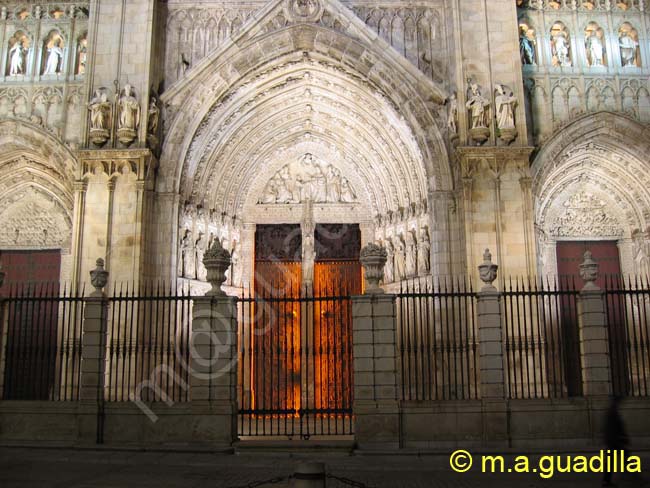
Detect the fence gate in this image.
<box><xmin>237</xmin><ymin>224</ymin><xmax>360</xmax><ymax>438</ymax></box>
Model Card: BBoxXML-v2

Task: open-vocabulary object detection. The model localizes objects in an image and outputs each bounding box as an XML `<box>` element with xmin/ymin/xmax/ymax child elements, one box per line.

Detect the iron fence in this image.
<box><xmin>237</xmin><ymin>283</ymin><xmax>354</xmax><ymax>438</ymax></box>
<box><xmin>1</xmin><ymin>283</ymin><xmax>85</xmax><ymax>401</ymax></box>
<box><xmin>105</xmin><ymin>284</ymin><xmax>193</xmax><ymax>403</ymax></box>
<box><xmin>502</xmin><ymin>277</ymin><xmax>580</xmax><ymax>399</ymax></box>
<box><xmin>396</xmin><ymin>278</ymin><xmax>479</xmax><ymax>401</ymax></box>
<box><xmin>604</xmin><ymin>275</ymin><xmax>650</xmax><ymax>397</ymax></box>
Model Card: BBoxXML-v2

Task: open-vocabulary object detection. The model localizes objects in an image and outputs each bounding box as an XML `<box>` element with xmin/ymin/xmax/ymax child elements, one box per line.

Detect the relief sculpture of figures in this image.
<box><xmin>259</xmin><ymin>154</ymin><xmax>357</xmax><ymax>204</ymax></box>
<box><xmin>117</xmin><ymin>84</ymin><xmax>141</xmax><ymax>146</ymax></box>
<box><xmin>418</xmin><ymin>228</ymin><xmax>431</xmax><ymax>274</ymax></box>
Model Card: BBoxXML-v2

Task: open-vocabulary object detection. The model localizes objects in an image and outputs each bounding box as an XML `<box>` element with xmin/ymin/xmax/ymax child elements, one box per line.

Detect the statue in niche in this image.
<box><xmin>466</xmin><ymin>82</ymin><xmax>490</xmax><ymax>144</ymax></box>
<box><xmin>147</xmin><ymin>96</ymin><xmax>160</xmax><ymax>135</ymax></box>
<box><xmin>43</xmin><ymin>39</ymin><xmax>64</xmax><ymax>75</ymax></box>
<box><xmin>495</xmin><ymin>84</ymin><xmax>518</xmax><ymax>144</ymax></box>
<box><xmin>519</xmin><ymin>25</ymin><xmax>536</xmax><ymax>65</ymax></box>
<box><xmin>259</xmin><ymin>154</ymin><xmax>356</xmax><ymax>204</ymax></box>
<box><xmin>88</xmin><ymin>88</ymin><xmax>111</xmax><ymax>146</ymax></box>
<box><xmin>195</xmin><ymin>232</ymin><xmax>206</xmax><ymax>281</ymax></box>
<box><xmin>76</xmin><ymin>35</ymin><xmax>87</xmax><ymax>75</ymax></box>
<box><xmin>180</xmin><ymin>229</ymin><xmax>194</xmax><ymax>279</ymax></box>
<box><xmin>117</xmin><ymin>84</ymin><xmax>140</xmax><ymax>146</ymax></box>
<box><xmin>384</xmin><ymin>239</ymin><xmax>395</xmax><ymax>284</ymax></box>
<box><xmin>9</xmin><ymin>38</ymin><xmax>27</xmax><ymax>76</ymax></box>
<box><xmin>619</xmin><ymin>28</ymin><xmax>639</xmax><ymax>67</ymax></box>
<box><xmin>550</xmin><ymin>22</ymin><xmax>571</xmax><ymax>67</ymax></box>
<box><xmin>586</xmin><ymin>28</ymin><xmax>605</xmax><ymax>66</ymax></box>
<box><xmin>418</xmin><ymin>228</ymin><xmax>431</xmax><ymax>274</ymax></box>
<box><xmin>447</xmin><ymin>92</ymin><xmax>458</xmax><ymax>135</ymax></box>
<box><xmin>405</xmin><ymin>231</ymin><xmax>417</xmax><ymax>277</ymax></box>
<box><xmin>393</xmin><ymin>235</ymin><xmax>406</xmax><ymax>282</ymax></box>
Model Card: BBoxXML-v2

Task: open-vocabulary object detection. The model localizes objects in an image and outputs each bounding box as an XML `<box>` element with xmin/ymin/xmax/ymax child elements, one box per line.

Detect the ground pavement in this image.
<box><xmin>1</xmin><ymin>446</ymin><xmax>649</xmax><ymax>487</ymax></box>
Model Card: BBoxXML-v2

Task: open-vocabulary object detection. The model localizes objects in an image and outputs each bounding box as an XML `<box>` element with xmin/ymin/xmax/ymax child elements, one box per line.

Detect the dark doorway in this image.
<box><xmin>0</xmin><ymin>249</ymin><xmax>62</xmax><ymax>400</ymax></box>
<box><xmin>556</xmin><ymin>241</ymin><xmax>623</xmax><ymax>396</ymax></box>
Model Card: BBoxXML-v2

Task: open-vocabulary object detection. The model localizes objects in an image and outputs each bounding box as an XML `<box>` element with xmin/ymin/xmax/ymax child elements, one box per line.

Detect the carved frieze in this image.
<box><xmin>550</xmin><ymin>191</ymin><xmax>624</xmax><ymax>237</ymax></box>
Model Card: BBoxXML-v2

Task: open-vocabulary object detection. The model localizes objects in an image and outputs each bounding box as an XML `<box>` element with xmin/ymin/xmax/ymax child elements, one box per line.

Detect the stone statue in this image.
<box><xmin>77</xmin><ymin>37</ymin><xmax>87</xmax><ymax>74</ymax></box>
<box><xmin>43</xmin><ymin>41</ymin><xmax>64</xmax><ymax>75</ymax></box>
<box><xmin>195</xmin><ymin>232</ymin><xmax>206</xmax><ymax>281</ymax></box>
<box><xmin>418</xmin><ymin>228</ymin><xmax>431</xmax><ymax>274</ymax></box>
<box><xmin>384</xmin><ymin>239</ymin><xmax>395</xmax><ymax>284</ymax></box>
<box><xmin>494</xmin><ymin>84</ymin><xmax>518</xmax><ymax>143</ymax></box>
<box><xmin>230</xmin><ymin>240</ymin><xmax>242</xmax><ymax>286</ymax></box>
<box><xmin>302</xmin><ymin>233</ymin><xmax>316</xmax><ymax>285</ymax></box>
<box><xmin>147</xmin><ymin>96</ymin><xmax>160</xmax><ymax>135</ymax></box>
<box><xmin>325</xmin><ymin>165</ymin><xmax>341</xmax><ymax>202</ymax></box>
<box><xmin>89</xmin><ymin>90</ymin><xmax>110</xmax><ymax>130</ymax></box>
<box><xmin>340</xmin><ymin>178</ymin><xmax>356</xmax><ymax>203</ymax></box>
<box><xmin>9</xmin><ymin>40</ymin><xmax>26</xmax><ymax>76</ymax></box>
<box><xmin>405</xmin><ymin>231</ymin><xmax>417</xmax><ymax>277</ymax></box>
<box><xmin>466</xmin><ymin>83</ymin><xmax>490</xmax><ymax>129</ymax></box>
<box><xmin>586</xmin><ymin>31</ymin><xmax>605</xmax><ymax>66</ymax></box>
<box><xmin>519</xmin><ymin>29</ymin><xmax>536</xmax><ymax>65</ymax></box>
<box><xmin>619</xmin><ymin>32</ymin><xmax>638</xmax><ymax>67</ymax></box>
<box><xmin>393</xmin><ymin>235</ymin><xmax>406</xmax><ymax>281</ymax></box>
<box><xmin>447</xmin><ymin>92</ymin><xmax>458</xmax><ymax>135</ymax></box>
<box><xmin>552</xmin><ymin>34</ymin><xmax>571</xmax><ymax>67</ymax></box>
<box><xmin>117</xmin><ymin>84</ymin><xmax>140</xmax><ymax>145</ymax></box>
<box><xmin>180</xmin><ymin>229</ymin><xmax>194</xmax><ymax>279</ymax></box>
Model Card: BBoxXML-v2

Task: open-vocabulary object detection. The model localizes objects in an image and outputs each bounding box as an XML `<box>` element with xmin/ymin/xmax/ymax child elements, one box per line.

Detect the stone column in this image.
<box><xmin>354</xmin><ymin>244</ymin><xmax>400</xmax><ymax>449</ymax></box>
<box><xmin>190</xmin><ymin>240</ymin><xmax>237</xmax><ymax>446</ymax></box>
<box><xmin>476</xmin><ymin>249</ymin><xmax>508</xmax><ymax>446</ymax></box>
<box><xmin>77</xmin><ymin>258</ymin><xmax>109</xmax><ymax>445</ymax></box>
<box><xmin>577</xmin><ymin>251</ymin><xmax>612</xmax><ymax>397</ymax></box>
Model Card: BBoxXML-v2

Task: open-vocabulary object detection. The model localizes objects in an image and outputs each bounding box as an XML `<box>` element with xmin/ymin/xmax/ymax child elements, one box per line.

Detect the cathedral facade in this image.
<box><xmin>1</xmin><ymin>0</ymin><xmax>650</xmax><ymax>449</ymax></box>
<box><xmin>0</xmin><ymin>0</ymin><xmax>648</xmax><ymax>289</ymax></box>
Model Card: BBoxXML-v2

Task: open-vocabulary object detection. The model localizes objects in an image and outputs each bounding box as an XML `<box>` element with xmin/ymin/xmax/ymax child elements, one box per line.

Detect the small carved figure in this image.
<box><xmin>447</xmin><ymin>92</ymin><xmax>458</xmax><ymax>134</ymax></box>
<box><xmin>418</xmin><ymin>228</ymin><xmax>431</xmax><ymax>274</ymax></box>
<box><xmin>466</xmin><ymin>83</ymin><xmax>490</xmax><ymax>129</ymax></box>
<box><xmin>88</xmin><ymin>90</ymin><xmax>110</xmax><ymax>130</ymax></box>
<box><xmin>384</xmin><ymin>239</ymin><xmax>395</xmax><ymax>284</ymax></box>
<box><xmin>495</xmin><ymin>84</ymin><xmax>517</xmax><ymax>130</ymax></box>
<box><xmin>118</xmin><ymin>84</ymin><xmax>141</xmax><ymax>131</ymax></box>
<box><xmin>77</xmin><ymin>36</ymin><xmax>88</xmax><ymax>74</ymax></box>
<box><xmin>552</xmin><ymin>33</ymin><xmax>571</xmax><ymax>67</ymax></box>
<box><xmin>520</xmin><ymin>29</ymin><xmax>536</xmax><ymax>65</ymax></box>
<box><xmin>393</xmin><ymin>235</ymin><xmax>406</xmax><ymax>282</ymax></box>
<box><xmin>195</xmin><ymin>232</ymin><xmax>206</xmax><ymax>281</ymax></box>
<box><xmin>586</xmin><ymin>31</ymin><xmax>605</xmax><ymax>66</ymax></box>
<box><xmin>180</xmin><ymin>229</ymin><xmax>194</xmax><ymax>279</ymax></box>
<box><xmin>405</xmin><ymin>231</ymin><xmax>417</xmax><ymax>277</ymax></box>
<box><xmin>619</xmin><ymin>31</ymin><xmax>639</xmax><ymax>67</ymax></box>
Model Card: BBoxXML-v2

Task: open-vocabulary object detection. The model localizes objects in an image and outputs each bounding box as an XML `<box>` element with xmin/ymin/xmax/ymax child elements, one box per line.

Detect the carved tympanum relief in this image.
<box><xmin>550</xmin><ymin>191</ymin><xmax>623</xmax><ymax>237</ymax></box>
<box><xmin>258</xmin><ymin>153</ymin><xmax>357</xmax><ymax>204</ymax></box>
<box><xmin>0</xmin><ymin>186</ymin><xmax>71</xmax><ymax>248</ymax></box>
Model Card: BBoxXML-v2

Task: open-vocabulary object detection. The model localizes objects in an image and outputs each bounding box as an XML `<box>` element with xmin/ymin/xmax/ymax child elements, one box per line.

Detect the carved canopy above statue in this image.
<box><xmin>258</xmin><ymin>153</ymin><xmax>356</xmax><ymax>204</ymax></box>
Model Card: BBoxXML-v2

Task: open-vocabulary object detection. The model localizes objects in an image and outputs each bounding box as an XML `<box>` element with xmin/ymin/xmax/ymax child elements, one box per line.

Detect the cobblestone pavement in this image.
<box><xmin>1</xmin><ymin>446</ymin><xmax>649</xmax><ymax>488</ymax></box>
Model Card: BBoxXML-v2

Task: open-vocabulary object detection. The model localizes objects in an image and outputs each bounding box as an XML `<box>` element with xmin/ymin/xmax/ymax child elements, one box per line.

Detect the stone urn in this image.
<box><xmin>203</xmin><ymin>239</ymin><xmax>232</xmax><ymax>296</ymax></box>
<box><xmin>478</xmin><ymin>248</ymin><xmax>498</xmax><ymax>290</ymax></box>
<box><xmin>579</xmin><ymin>250</ymin><xmax>599</xmax><ymax>291</ymax></box>
<box><xmin>90</xmin><ymin>258</ymin><xmax>109</xmax><ymax>295</ymax></box>
<box><xmin>469</xmin><ymin>126</ymin><xmax>490</xmax><ymax>145</ymax></box>
<box><xmin>359</xmin><ymin>243</ymin><xmax>388</xmax><ymax>294</ymax></box>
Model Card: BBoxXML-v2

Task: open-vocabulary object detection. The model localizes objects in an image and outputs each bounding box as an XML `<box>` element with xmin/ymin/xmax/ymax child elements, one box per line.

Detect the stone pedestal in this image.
<box><xmin>190</xmin><ymin>296</ymin><xmax>238</xmax><ymax>446</ymax></box>
<box><xmin>352</xmin><ymin>294</ymin><xmax>400</xmax><ymax>449</ymax></box>
<box><xmin>578</xmin><ymin>289</ymin><xmax>612</xmax><ymax>397</ymax></box>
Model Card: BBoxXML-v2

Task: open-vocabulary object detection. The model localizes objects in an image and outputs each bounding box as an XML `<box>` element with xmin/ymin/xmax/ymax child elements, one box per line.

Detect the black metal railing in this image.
<box><xmin>396</xmin><ymin>278</ymin><xmax>479</xmax><ymax>401</ymax></box>
<box><xmin>1</xmin><ymin>283</ymin><xmax>85</xmax><ymax>401</ymax></box>
<box><xmin>502</xmin><ymin>277</ymin><xmax>580</xmax><ymax>399</ymax></box>
<box><xmin>105</xmin><ymin>284</ymin><xmax>193</xmax><ymax>403</ymax></box>
<box><xmin>237</xmin><ymin>285</ymin><xmax>354</xmax><ymax>438</ymax></box>
<box><xmin>604</xmin><ymin>275</ymin><xmax>650</xmax><ymax>397</ymax></box>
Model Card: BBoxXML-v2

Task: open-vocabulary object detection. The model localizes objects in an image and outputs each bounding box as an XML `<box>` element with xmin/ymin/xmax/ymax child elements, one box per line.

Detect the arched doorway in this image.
<box><xmin>158</xmin><ymin>10</ymin><xmax>451</xmax><ymax>436</ymax></box>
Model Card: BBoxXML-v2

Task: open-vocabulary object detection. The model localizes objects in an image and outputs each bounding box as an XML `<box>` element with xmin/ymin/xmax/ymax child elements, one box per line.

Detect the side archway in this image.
<box><xmin>0</xmin><ymin>120</ymin><xmax>77</xmax><ymax>283</ymax></box>
<box><xmin>532</xmin><ymin>112</ymin><xmax>650</xmax><ymax>276</ymax></box>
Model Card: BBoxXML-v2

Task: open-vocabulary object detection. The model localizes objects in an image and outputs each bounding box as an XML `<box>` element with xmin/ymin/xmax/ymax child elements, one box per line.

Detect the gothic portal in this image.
<box><xmin>0</xmin><ymin>0</ymin><xmax>647</xmax><ymax>294</ymax></box>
